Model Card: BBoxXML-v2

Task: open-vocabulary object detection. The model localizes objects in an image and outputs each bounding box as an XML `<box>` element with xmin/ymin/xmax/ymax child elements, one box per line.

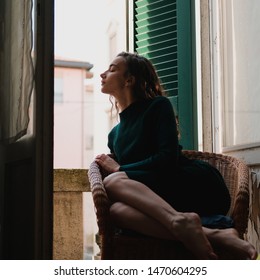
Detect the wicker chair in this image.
<box><xmin>88</xmin><ymin>150</ymin><xmax>250</xmax><ymax>260</ymax></box>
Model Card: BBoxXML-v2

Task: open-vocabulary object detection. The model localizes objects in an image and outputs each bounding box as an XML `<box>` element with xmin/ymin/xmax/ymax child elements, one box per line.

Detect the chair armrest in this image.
<box><xmin>88</xmin><ymin>160</ymin><xmax>113</xmax><ymax>235</ymax></box>
<box><xmin>231</xmin><ymin>158</ymin><xmax>250</xmax><ymax>238</ymax></box>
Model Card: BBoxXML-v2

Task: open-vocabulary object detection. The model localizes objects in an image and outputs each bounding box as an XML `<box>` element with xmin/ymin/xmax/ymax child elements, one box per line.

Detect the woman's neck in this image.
<box><xmin>117</xmin><ymin>92</ymin><xmax>137</xmax><ymax>112</ymax></box>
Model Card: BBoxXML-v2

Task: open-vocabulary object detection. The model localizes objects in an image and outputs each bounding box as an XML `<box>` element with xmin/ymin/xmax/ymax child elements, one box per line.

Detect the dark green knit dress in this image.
<box><xmin>108</xmin><ymin>96</ymin><xmax>231</xmax><ymax>217</ymax></box>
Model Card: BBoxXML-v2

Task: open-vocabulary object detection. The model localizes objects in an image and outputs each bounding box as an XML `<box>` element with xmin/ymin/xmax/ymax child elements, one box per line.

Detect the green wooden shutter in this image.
<box><xmin>133</xmin><ymin>0</ymin><xmax>197</xmax><ymax>149</ymax></box>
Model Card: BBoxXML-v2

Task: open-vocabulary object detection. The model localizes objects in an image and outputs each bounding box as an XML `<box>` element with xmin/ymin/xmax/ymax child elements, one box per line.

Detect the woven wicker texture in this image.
<box><xmin>88</xmin><ymin>150</ymin><xmax>249</xmax><ymax>259</ymax></box>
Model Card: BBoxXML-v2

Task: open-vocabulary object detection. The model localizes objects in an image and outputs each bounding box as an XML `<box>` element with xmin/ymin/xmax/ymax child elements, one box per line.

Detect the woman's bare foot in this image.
<box><xmin>171</xmin><ymin>212</ymin><xmax>218</xmax><ymax>259</ymax></box>
<box><xmin>204</xmin><ymin>227</ymin><xmax>257</xmax><ymax>260</ymax></box>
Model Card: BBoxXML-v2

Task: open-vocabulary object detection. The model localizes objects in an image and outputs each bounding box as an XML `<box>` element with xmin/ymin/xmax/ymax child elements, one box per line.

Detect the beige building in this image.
<box><xmin>53</xmin><ymin>59</ymin><xmax>94</xmax><ymax>169</ymax></box>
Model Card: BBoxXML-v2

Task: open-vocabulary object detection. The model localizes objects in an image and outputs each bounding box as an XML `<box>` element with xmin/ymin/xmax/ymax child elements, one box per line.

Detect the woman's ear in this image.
<box><xmin>126</xmin><ymin>75</ymin><xmax>135</xmax><ymax>87</ymax></box>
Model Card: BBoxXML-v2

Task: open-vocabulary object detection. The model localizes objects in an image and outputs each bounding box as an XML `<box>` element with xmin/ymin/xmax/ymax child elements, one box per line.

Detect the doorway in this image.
<box><xmin>54</xmin><ymin>0</ymin><xmax>127</xmax><ymax>259</ymax></box>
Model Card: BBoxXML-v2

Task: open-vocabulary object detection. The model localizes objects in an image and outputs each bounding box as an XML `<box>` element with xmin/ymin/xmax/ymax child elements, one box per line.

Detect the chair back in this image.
<box><xmin>183</xmin><ymin>150</ymin><xmax>249</xmax><ymax>238</ymax></box>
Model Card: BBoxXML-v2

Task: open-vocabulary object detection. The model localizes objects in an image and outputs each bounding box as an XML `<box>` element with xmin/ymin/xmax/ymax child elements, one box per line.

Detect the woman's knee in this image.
<box><xmin>103</xmin><ymin>172</ymin><xmax>127</xmax><ymax>191</ymax></box>
<box><xmin>109</xmin><ymin>202</ymin><xmax>127</xmax><ymax>222</ymax></box>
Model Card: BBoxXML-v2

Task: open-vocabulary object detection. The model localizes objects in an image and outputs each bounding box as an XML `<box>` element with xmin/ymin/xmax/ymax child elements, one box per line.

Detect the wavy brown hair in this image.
<box><xmin>109</xmin><ymin>51</ymin><xmax>167</xmax><ymax>113</ymax></box>
<box><xmin>118</xmin><ymin>51</ymin><xmax>167</xmax><ymax>98</ymax></box>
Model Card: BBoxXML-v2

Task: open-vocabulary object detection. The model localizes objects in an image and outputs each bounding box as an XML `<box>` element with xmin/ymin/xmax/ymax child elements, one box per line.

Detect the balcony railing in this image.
<box><xmin>53</xmin><ymin>169</ymin><xmax>93</xmax><ymax>260</ymax></box>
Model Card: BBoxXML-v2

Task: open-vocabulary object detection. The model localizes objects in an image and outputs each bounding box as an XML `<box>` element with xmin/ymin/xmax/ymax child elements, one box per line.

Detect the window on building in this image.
<box><xmin>54</xmin><ymin>76</ymin><xmax>63</xmax><ymax>103</ymax></box>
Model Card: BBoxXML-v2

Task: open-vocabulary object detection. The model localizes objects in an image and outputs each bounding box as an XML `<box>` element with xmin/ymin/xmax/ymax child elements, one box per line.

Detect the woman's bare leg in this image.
<box><xmin>104</xmin><ymin>172</ymin><xmax>217</xmax><ymax>259</ymax></box>
<box><xmin>203</xmin><ymin>227</ymin><xmax>257</xmax><ymax>260</ymax></box>
<box><xmin>110</xmin><ymin>202</ymin><xmax>174</xmax><ymax>239</ymax></box>
<box><xmin>110</xmin><ymin>201</ymin><xmax>257</xmax><ymax>260</ymax></box>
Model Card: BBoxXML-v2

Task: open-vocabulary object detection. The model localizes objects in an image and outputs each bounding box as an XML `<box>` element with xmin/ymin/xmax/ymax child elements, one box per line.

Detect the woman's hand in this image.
<box><xmin>95</xmin><ymin>154</ymin><xmax>120</xmax><ymax>173</ymax></box>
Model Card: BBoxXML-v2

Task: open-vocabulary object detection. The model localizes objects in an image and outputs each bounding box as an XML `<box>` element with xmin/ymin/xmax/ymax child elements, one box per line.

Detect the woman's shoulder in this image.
<box><xmin>108</xmin><ymin>123</ymin><xmax>119</xmax><ymax>137</ymax></box>
<box><xmin>147</xmin><ymin>96</ymin><xmax>174</xmax><ymax>114</ymax></box>
<box><xmin>153</xmin><ymin>95</ymin><xmax>170</xmax><ymax>103</ymax></box>
<box><xmin>149</xmin><ymin>95</ymin><xmax>172</xmax><ymax>108</ymax></box>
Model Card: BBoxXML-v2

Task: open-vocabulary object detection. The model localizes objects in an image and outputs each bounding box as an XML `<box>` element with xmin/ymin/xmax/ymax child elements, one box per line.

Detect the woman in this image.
<box><xmin>95</xmin><ymin>51</ymin><xmax>257</xmax><ymax>260</ymax></box>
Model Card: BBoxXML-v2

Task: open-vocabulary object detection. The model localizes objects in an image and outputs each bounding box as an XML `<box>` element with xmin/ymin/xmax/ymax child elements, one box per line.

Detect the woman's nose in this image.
<box><xmin>100</xmin><ymin>72</ymin><xmax>105</xmax><ymax>78</ymax></box>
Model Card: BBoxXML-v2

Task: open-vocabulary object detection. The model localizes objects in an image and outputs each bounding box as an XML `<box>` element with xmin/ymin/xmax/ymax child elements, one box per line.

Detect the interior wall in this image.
<box><xmin>3</xmin><ymin>138</ymin><xmax>35</xmax><ymax>259</ymax></box>
<box><xmin>0</xmin><ymin>144</ymin><xmax>4</xmax><ymax>258</ymax></box>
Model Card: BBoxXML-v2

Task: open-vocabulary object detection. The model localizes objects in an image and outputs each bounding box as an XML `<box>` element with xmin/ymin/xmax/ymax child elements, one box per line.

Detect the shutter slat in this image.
<box><xmin>136</xmin><ymin>0</ymin><xmax>176</xmax><ymax>13</ymax></box>
<box><xmin>135</xmin><ymin>9</ymin><xmax>176</xmax><ymax>22</ymax></box>
<box><xmin>136</xmin><ymin>22</ymin><xmax>177</xmax><ymax>38</ymax></box>
<box><xmin>136</xmin><ymin>36</ymin><xmax>177</xmax><ymax>50</ymax></box>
